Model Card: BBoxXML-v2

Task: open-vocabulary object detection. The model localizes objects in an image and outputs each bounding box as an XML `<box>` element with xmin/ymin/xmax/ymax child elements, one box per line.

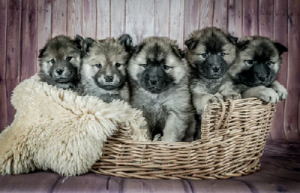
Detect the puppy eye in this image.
<box><xmin>95</xmin><ymin>64</ymin><xmax>102</xmax><ymax>68</ymax></box>
<box><xmin>163</xmin><ymin>65</ymin><xmax>170</xmax><ymax>70</ymax></box>
<box><xmin>220</xmin><ymin>52</ymin><xmax>226</xmax><ymax>57</ymax></box>
<box><xmin>140</xmin><ymin>64</ymin><xmax>149</xmax><ymax>68</ymax></box>
<box><xmin>246</xmin><ymin>60</ymin><xmax>254</xmax><ymax>65</ymax></box>
<box><xmin>266</xmin><ymin>61</ymin><xmax>273</xmax><ymax>65</ymax></box>
<box><xmin>200</xmin><ymin>53</ymin><xmax>208</xmax><ymax>58</ymax></box>
<box><xmin>50</xmin><ymin>59</ymin><xmax>55</xmax><ymax>63</ymax></box>
<box><xmin>66</xmin><ymin>56</ymin><xmax>72</xmax><ymax>61</ymax></box>
<box><xmin>115</xmin><ymin>63</ymin><xmax>121</xmax><ymax>68</ymax></box>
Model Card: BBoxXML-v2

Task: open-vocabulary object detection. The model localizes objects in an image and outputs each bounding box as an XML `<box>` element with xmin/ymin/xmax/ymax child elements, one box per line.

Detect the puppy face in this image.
<box><xmin>128</xmin><ymin>37</ymin><xmax>187</xmax><ymax>94</ymax></box>
<box><xmin>39</xmin><ymin>35</ymin><xmax>83</xmax><ymax>83</ymax></box>
<box><xmin>81</xmin><ymin>35</ymin><xmax>132</xmax><ymax>90</ymax></box>
<box><xmin>185</xmin><ymin>27</ymin><xmax>237</xmax><ymax>79</ymax></box>
<box><xmin>230</xmin><ymin>36</ymin><xmax>288</xmax><ymax>87</ymax></box>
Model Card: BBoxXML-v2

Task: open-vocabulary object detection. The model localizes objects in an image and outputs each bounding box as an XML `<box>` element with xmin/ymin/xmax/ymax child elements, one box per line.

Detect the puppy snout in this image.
<box><xmin>212</xmin><ymin>67</ymin><xmax>220</xmax><ymax>73</ymax></box>
<box><xmin>104</xmin><ymin>76</ymin><xmax>114</xmax><ymax>82</ymax></box>
<box><xmin>150</xmin><ymin>79</ymin><xmax>158</xmax><ymax>85</ymax></box>
<box><xmin>258</xmin><ymin>75</ymin><xmax>266</xmax><ymax>82</ymax></box>
<box><xmin>56</xmin><ymin>68</ymin><xmax>64</xmax><ymax>75</ymax></box>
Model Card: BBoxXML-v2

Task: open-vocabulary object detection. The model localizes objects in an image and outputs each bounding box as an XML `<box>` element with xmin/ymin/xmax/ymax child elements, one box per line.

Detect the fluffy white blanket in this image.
<box><xmin>0</xmin><ymin>75</ymin><xmax>147</xmax><ymax>176</ymax></box>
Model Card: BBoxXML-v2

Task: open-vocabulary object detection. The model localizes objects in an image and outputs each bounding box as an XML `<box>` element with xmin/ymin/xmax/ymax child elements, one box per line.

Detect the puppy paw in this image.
<box><xmin>257</xmin><ymin>88</ymin><xmax>279</xmax><ymax>103</ymax></box>
<box><xmin>272</xmin><ymin>84</ymin><xmax>288</xmax><ymax>101</ymax></box>
<box><xmin>153</xmin><ymin>134</ymin><xmax>162</xmax><ymax>141</ymax></box>
<box><xmin>222</xmin><ymin>92</ymin><xmax>242</xmax><ymax>101</ymax></box>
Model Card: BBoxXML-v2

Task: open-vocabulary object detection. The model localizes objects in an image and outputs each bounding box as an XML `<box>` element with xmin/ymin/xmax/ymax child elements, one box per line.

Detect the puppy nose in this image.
<box><xmin>56</xmin><ymin>69</ymin><xmax>64</xmax><ymax>75</ymax></box>
<box><xmin>258</xmin><ymin>76</ymin><xmax>266</xmax><ymax>81</ymax></box>
<box><xmin>149</xmin><ymin>80</ymin><xmax>158</xmax><ymax>85</ymax></box>
<box><xmin>212</xmin><ymin>67</ymin><xmax>220</xmax><ymax>73</ymax></box>
<box><xmin>105</xmin><ymin>76</ymin><xmax>114</xmax><ymax>82</ymax></box>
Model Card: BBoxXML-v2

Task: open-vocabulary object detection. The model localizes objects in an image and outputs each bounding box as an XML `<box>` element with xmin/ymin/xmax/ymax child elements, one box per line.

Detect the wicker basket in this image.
<box><xmin>90</xmin><ymin>98</ymin><xmax>275</xmax><ymax>180</ymax></box>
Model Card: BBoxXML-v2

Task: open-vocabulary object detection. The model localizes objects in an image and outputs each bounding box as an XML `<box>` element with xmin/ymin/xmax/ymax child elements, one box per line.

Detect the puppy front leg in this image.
<box><xmin>161</xmin><ymin>112</ymin><xmax>186</xmax><ymax>142</ymax></box>
<box><xmin>242</xmin><ymin>86</ymin><xmax>279</xmax><ymax>103</ymax></box>
<box><xmin>193</xmin><ymin>93</ymin><xmax>220</xmax><ymax>115</ymax></box>
<box><xmin>271</xmin><ymin>81</ymin><xmax>288</xmax><ymax>100</ymax></box>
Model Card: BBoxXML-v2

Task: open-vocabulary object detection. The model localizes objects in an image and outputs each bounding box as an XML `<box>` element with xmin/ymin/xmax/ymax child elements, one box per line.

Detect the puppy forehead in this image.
<box><xmin>245</xmin><ymin>41</ymin><xmax>278</xmax><ymax>61</ymax></box>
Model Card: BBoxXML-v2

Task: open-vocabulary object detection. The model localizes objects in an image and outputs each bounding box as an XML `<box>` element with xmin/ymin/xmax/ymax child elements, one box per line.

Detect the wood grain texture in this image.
<box><xmin>154</xmin><ymin>0</ymin><xmax>169</xmax><ymax>37</ymax></box>
<box><xmin>111</xmin><ymin>0</ymin><xmax>125</xmax><ymax>38</ymax></box>
<box><xmin>242</xmin><ymin>0</ymin><xmax>259</xmax><ymax>36</ymax></box>
<box><xmin>285</xmin><ymin>0</ymin><xmax>300</xmax><ymax>142</ymax></box>
<box><xmin>258</xmin><ymin>0</ymin><xmax>274</xmax><ymax>37</ymax></box>
<box><xmin>126</xmin><ymin>0</ymin><xmax>154</xmax><ymax>44</ymax></box>
<box><xmin>82</xmin><ymin>0</ymin><xmax>96</xmax><ymax>37</ymax></box>
<box><xmin>96</xmin><ymin>0</ymin><xmax>110</xmax><ymax>39</ymax></box>
<box><xmin>184</xmin><ymin>0</ymin><xmax>200</xmax><ymax>39</ymax></box>
<box><xmin>213</xmin><ymin>0</ymin><xmax>228</xmax><ymax>30</ymax></box>
<box><xmin>199</xmin><ymin>0</ymin><xmax>214</xmax><ymax>29</ymax></box>
<box><xmin>37</xmin><ymin>0</ymin><xmax>52</xmax><ymax>71</ymax></box>
<box><xmin>169</xmin><ymin>0</ymin><xmax>185</xmax><ymax>48</ymax></box>
<box><xmin>272</xmin><ymin>0</ymin><xmax>288</xmax><ymax>141</ymax></box>
<box><xmin>67</xmin><ymin>0</ymin><xmax>82</xmax><ymax>38</ymax></box>
<box><xmin>0</xmin><ymin>0</ymin><xmax>7</xmax><ymax>130</ymax></box>
<box><xmin>52</xmin><ymin>0</ymin><xmax>67</xmax><ymax>37</ymax></box>
<box><xmin>228</xmin><ymin>0</ymin><xmax>242</xmax><ymax>37</ymax></box>
<box><xmin>5</xmin><ymin>0</ymin><xmax>22</xmax><ymax>125</ymax></box>
<box><xmin>21</xmin><ymin>0</ymin><xmax>38</xmax><ymax>81</ymax></box>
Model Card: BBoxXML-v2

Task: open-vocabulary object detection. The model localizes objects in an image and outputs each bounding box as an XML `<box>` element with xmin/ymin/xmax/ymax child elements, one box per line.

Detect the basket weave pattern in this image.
<box><xmin>91</xmin><ymin>98</ymin><xmax>275</xmax><ymax>180</ymax></box>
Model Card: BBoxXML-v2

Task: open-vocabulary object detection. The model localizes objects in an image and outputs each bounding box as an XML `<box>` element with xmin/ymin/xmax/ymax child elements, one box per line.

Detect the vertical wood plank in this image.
<box><xmin>242</xmin><ymin>0</ymin><xmax>259</xmax><ymax>36</ymax></box>
<box><xmin>6</xmin><ymin>0</ymin><xmax>22</xmax><ymax>125</ymax></box>
<box><xmin>0</xmin><ymin>0</ymin><xmax>7</xmax><ymax>131</ymax></box>
<box><xmin>184</xmin><ymin>0</ymin><xmax>200</xmax><ymax>39</ymax></box>
<box><xmin>67</xmin><ymin>0</ymin><xmax>82</xmax><ymax>38</ymax></box>
<box><xmin>154</xmin><ymin>0</ymin><xmax>169</xmax><ymax>37</ymax></box>
<box><xmin>169</xmin><ymin>0</ymin><xmax>185</xmax><ymax>48</ymax></box>
<box><xmin>37</xmin><ymin>0</ymin><xmax>52</xmax><ymax>71</ymax></box>
<box><xmin>199</xmin><ymin>0</ymin><xmax>214</xmax><ymax>29</ymax></box>
<box><xmin>96</xmin><ymin>0</ymin><xmax>110</xmax><ymax>39</ymax></box>
<box><xmin>52</xmin><ymin>0</ymin><xmax>67</xmax><ymax>37</ymax></box>
<box><xmin>271</xmin><ymin>0</ymin><xmax>288</xmax><ymax>141</ymax></box>
<box><xmin>111</xmin><ymin>0</ymin><xmax>125</xmax><ymax>38</ymax></box>
<box><xmin>285</xmin><ymin>0</ymin><xmax>300</xmax><ymax>142</ymax></box>
<box><xmin>228</xmin><ymin>0</ymin><xmax>242</xmax><ymax>37</ymax></box>
<box><xmin>82</xmin><ymin>0</ymin><xmax>96</xmax><ymax>38</ymax></box>
<box><xmin>213</xmin><ymin>0</ymin><xmax>228</xmax><ymax>30</ymax></box>
<box><xmin>21</xmin><ymin>0</ymin><xmax>37</xmax><ymax>81</ymax></box>
<box><xmin>259</xmin><ymin>0</ymin><xmax>274</xmax><ymax>37</ymax></box>
<box><xmin>126</xmin><ymin>0</ymin><xmax>154</xmax><ymax>44</ymax></box>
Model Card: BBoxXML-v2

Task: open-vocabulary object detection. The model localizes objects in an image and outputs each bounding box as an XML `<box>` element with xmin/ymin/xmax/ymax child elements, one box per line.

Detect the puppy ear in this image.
<box><xmin>236</xmin><ymin>40</ymin><xmax>250</xmax><ymax>50</ymax></box>
<box><xmin>273</xmin><ymin>42</ymin><xmax>288</xmax><ymax>55</ymax></box>
<box><xmin>38</xmin><ymin>46</ymin><xmax>46</xmax><ymax>58</ymax></box>
<box><xmin>74</xmin><ymin>35</ymin><xmax>84</xmax><ymax>50</ymax></box>
<box><xmin>227</xmin><ymin>35</ymin><xmax>238</xmax><ymax>44</ymax></box>
<box><xmin>118</xmin><ymin>34</ymin><xmax>133</xmax><ymax>52</ymax></box>
<box><xmin>172</xmin><ymin>45</ymin><xmax>185</xmax><ymax>59</ymax></box>
<box><xmin>133</xmin><ymin>43</ymin><xmax>144</xmax><ymax>54</ymax></box>
<box><xmin>83</xmin><ymin>37</ymin><xmax>95</xmax><ymax>53</ymax></box>
<box><xmin>184</xmin><ymin>38</ymin><xmax>197</xmax><ymax>49</ymax></box>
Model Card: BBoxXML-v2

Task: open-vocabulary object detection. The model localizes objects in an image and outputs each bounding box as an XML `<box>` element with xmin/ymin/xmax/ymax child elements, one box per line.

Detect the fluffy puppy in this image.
<box><xmin>185</xmin><ymin>27</ymin><xmax>241</xmax><ymax>117</ymax></box>
<box><xmin>128</xmin><ymin>37</ymin><xmax>196</xmax><ymax>142</ymax></box>
<box><xmin>78</xmin><ymin>34</ymin><xmax>133</xmax><ymax>103</ymax></box>
<box><xmin>229</xmin><ymin>36</ymin><xmax>288</xmax><ymax>103</ymax></box>
<box><xmin>38</xmin><ymin>35</ymin><xmax>84</xmax><ymax>90</ymax></box>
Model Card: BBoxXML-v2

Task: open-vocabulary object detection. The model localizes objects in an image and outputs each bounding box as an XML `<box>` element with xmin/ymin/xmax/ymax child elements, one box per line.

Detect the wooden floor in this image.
<box><xmin>0</xmin><ymin>141</ymin><xmax>299</xmax><ymax>193</ymax></box>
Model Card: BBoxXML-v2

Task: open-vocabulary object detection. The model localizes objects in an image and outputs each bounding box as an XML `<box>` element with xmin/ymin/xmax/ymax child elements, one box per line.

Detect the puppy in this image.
<box><xmin>229</xmin><ymin>36</ymin><xmax>288</xmax><ymax>103</ymax></box>
<box><xmin>78</xmin><ymin>34</ymin><xmax>133</xmax><ymax>103</ymax></box>
<box><xmin>128</xmin><ymin>37</ymin><xmax>196</xmax><ymax>142</ymax></box>
<box><xmin>185</xmin><ymin>27</ymin><xmax>241</xmax><ymax>117</ymax></box>
<box><xmin>38</xmin><ymin>35</ymin><xmax>84</xmax><ymax>90</ymax></box>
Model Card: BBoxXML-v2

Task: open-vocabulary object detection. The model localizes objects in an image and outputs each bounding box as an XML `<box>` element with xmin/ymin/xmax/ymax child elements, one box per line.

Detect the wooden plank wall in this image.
<box><xmin>0</xmin><ymin>0</ymin><xmax>299</xmax><ymax>143</ymax></box>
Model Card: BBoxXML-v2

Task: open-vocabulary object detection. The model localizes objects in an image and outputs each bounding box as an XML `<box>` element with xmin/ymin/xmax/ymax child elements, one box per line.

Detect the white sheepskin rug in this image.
<box><xmin>0</xmin><ymin>75</ymin><xmax>147</xmax><ymax>176</ymax></box>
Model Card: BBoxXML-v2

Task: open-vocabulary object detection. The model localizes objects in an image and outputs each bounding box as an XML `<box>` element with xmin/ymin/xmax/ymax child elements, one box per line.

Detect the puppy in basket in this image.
<box><xmin>77</xmin><ymin>34</ymin><xmax>133</xmax><ymax>103</ymax></box>
<box><xmin>128</xmin><ymin>37</ymin><xmax>196</xmax><ymax>142</ymax></box>
<box><xmin>38</xmin><ymin>35</ymin><xmax>84</xmax><ymax>90</ymax></box>
<box><xmin>228</xmin><ymin>36</ymin><xmax>288</xmax><ymax>103</ymax></box>
<box><xmin>185</xmin><ymin>27</ymin><xmax>240</xmax><ymax>139</ymax></box>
